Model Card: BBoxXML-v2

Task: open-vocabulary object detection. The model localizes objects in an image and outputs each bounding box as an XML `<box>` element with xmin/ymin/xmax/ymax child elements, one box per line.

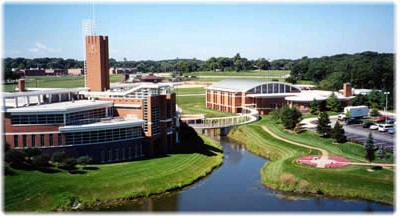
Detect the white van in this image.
<box><xmin>378</xmin><ymin>124</ymin><xmax>394</xmax><ymax>132</ymax></box>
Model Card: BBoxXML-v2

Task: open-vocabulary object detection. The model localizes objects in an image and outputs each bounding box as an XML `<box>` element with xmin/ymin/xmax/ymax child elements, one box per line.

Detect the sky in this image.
<box><xmin>3</xmin><ymin>2</ymin><xmax>395</xmax><ymax>61</ymax></box>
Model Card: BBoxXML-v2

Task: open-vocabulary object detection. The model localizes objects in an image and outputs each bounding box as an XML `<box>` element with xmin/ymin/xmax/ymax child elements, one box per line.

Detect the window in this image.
<box><xmin>14</xmin><ymin>135</ymin><xmax>18</xmax><ymax>148</ymax></box>
<box><xmin>31</xmin><ymin>135</ymin><xmax>36</xmax><ymax>147</ymax></box>
<box><xmin>40</xmin><ymin>135</ymin><xmax>45</xmax><ymax>147</ymax></box>
<box><xmin>49</xmin><ymin>134</ymin><xmax>53</xmax><ymax>146</ymax></box>
<box><xmin>22</xmin><ymin>135</ymin><xmax>27</xmax><ymax>148</ymax></box>
<box><xmin>58</xmin><ymin>134</ymin><xmax>62</xmax><ymax>145</ymax></box>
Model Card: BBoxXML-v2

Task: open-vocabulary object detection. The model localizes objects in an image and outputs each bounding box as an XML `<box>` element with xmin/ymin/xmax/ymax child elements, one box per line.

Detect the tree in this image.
<box><xmin>317</xmin><ymin>112</ymin><xmax>331</xmax><ymax>137</ymax></box>
<box><xmin>377</xmin><ymin>146</ymin><xmax>386</xmax><ymax>159</ymax></box>
<box><xmin>326</xmin><ymin>92</ymin><xmax>342</xmax><ymax>112</ymax></box>
<box><xmin>370</xmin><ymin>108</ymin><xmax>381</xmax><ymax>117</ymax></box>
<box><xmin>285</xmin><ymin>76</ymin><xmax>297</xmax><ymax>84</ymax></box>
<box><xmin>31</xmin><ymin>154</ymin><xmax>50</xmax><ymax>168</ymax></box>
<box><xmin>310</xmin><ymin>98</ymin><xmax>318</xmax><ymax>115</ymax></box>
<box><xmin>331</xmin><ymin>121</ymin><xmax>347</xmax><ymax>143</ymax></box>
<box><xmin>51</xmin><ymin>151</ymin><xmax>67</xmax><ymax>165</ymax></box>
<box><xmin>365</xmin><ymin>132</ymin><xmax>376</xmax><ymax>163</ymax></box>
<box><xmin>280</xmin><ymin>106</ymin><xmax>302</xmax><ymax>129</ymax></box>
<box><xmin>77</xmin><ymin>156</ymin><xmax>92</xmax><ymax>168</ymax></box>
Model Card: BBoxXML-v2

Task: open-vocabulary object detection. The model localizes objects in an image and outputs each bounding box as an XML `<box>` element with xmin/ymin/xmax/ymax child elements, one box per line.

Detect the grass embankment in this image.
<box><xmin>4</xmin><ymin>132</ymin><xmax>223</xmax><ymax>212</ymax></box>
<box><xmin>228</xmin><ymin>115</ymin><xmax>394</xmax><ymax>205</ymax></box>
<box><xmin>3</xmin><ymin>75</ymin><xmax>121</xmax><ymax>92</ymax></box>
<box><xmin>302</xmin><ymin>111</ymin><xmax>340</xmax><ymax>119</ymax></box>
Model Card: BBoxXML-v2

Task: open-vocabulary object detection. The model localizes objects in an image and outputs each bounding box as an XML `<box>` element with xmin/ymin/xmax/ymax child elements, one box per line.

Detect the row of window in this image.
<box><xmin>64</xmin><ymin>127</ymin><xmax>143</xmax><ymax>145</ymax></box>
<box><xmin>66</xmin><ymin>107</ymin><xmax>110</xmax><ymax>125</ymax></box>
<box><xmin>13</xmin><ymin>134</ymin><xmax>62</xmax><ymax>148</ymax></box>
<box><xmin>10</xmin><ymin>108</ymin><xmax>111</xmax><ymax>126</ymax></box>
<box><xmin>11</xmin><ymin>114</ymin><xmax>64</xmax><ymax>125</ymax></box>
<box><xmin>249</xmin><ymin>83</ymin><xmax>294</xmax><ymax>94</ymax></box>
<box><xmin>101</xmin><ymin>144</ymin><xmax>143</xmax><ymax>162</ymax></box>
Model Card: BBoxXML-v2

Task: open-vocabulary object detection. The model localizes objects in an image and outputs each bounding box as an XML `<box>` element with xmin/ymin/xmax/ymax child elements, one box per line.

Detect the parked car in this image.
<box><xmin>385</xmin><ymin>118</ymin><xmax>396</xmax><ymax>124</ymax></box>
<box><xmin>363</xmin><ymin>122</ymin><xmax>375</xmax><ymax>128</ymax></box>
<box><xmin>378</xmin><ymin>124</ymin><xmax>393</xmax><ymax>132</ymax></box>
<box><xmin>370</xmin><ymin>124</ymin><xmax>380</xmax><ymax>130</ymax></box>
<box><xmin>375</xmin><ymin>116</ymin><xmax>392</xmax><ymax>122</ymax></box>
<box><xmin>387</xmin><ymin>127</ymin><xmax>395</xmax><ymax>134</ymax></box>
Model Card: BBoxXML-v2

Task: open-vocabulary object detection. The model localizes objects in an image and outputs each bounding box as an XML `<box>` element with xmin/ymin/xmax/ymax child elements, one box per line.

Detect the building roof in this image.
<box><xmin>2</xmin><ymin>88</ymin><xmax>87</xmax><ymax>99</ymax></box>
<box><xmin>206</xmin><ymin>79</ymin><xmax>302</xmax><ymax>93</ymax></box>
<box><xmin>206</xmin><ymin>79</ymin><xmax>267</xmax><ymax>92</ymax></box>
<box><xmin>6</xmin><ymin>100</ymin><xmax>113</xmax><ymax>115</ymax></box>
<box><xmin>284</xmin><ymin>90</ymin><xmax>353</xmax><ymax>102</ymax></box>
<box><xmin>59</xmin><ymin>118</ymin><xmax>145</xmax><ymax>132</ymax></box>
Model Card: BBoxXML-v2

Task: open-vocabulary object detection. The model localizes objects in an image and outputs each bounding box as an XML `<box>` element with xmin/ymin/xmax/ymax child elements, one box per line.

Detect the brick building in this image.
<box><xmin>206</xmin><ymin>79</ymin><xmax>353</xmax><ymax>114</ymax></box>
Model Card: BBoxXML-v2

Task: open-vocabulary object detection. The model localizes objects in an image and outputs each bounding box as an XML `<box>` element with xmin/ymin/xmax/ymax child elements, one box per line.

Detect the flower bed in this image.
<box><xmin>297</xmin><ymin>155</ymin><xmax>351</xmax><ymax>168</ymax></box>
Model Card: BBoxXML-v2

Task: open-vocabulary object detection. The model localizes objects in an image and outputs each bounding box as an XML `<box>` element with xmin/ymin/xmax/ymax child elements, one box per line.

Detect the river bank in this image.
<box><xmin>227</xmin><ymin>115</ymin><xmax>394</xmax><ymax>205</ymax></box>
<box><xmin>4</xmin><ymin>128</ymin><xmax>223</xmax><ymax>212</ymax></box>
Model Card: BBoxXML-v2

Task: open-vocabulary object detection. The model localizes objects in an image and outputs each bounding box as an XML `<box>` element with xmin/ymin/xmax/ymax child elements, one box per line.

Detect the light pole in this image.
<box><xmin>384</xmin><ymin>92</ymin><xmax>390</xmax><ymax>123</ymax></box>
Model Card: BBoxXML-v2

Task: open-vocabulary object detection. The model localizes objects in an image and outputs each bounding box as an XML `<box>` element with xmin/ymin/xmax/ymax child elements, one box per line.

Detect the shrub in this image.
<box><xmin>51</xmin><ymin>151</ymin><xmax>67</xmax><ymax>164</ymax></box>
<box><xmin>76</xmin><ymin>156</ymin><xmax>92</xmax><ymax>168</ymax></box>
<box><xmin>280</xmin><ymin>173</ymin><xmax>297</xmax><ymax>186</ymax></box>
<box><xmin>32</xmin><ymin>154</ymin><xmax>50</xmax><ymax>168</ymax></box>
<box><xmin>298</xmin><ymin>180</ymin><xmax>309</xmax><ymax>191</ymax></box>
<box><xmin>23</xmin><ymin>148</ymin><xmax>42</xmax><ymax>163</ymax></box>
<box><xmin>61</xmin><ymin>158</ymin><xmax>77</xmax><ymax>172</ymax></box>
<box><xmin>5</xmin><ymin>150</ymin><xmax>26</xmax><ymax>167</ymax></box>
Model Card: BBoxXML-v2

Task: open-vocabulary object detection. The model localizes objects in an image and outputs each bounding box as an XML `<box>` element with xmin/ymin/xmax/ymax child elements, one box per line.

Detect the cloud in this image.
<box><xmin>29</xmin><ymin>42</ymin><xmax>61</xmax><ymax>54</ymax></box>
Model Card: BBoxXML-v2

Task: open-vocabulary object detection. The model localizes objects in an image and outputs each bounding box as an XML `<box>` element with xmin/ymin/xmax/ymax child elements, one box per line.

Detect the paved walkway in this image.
<box><xmin>260</xmin><ymin>126</ymin><xmax>395</xmax><ymax>168</ymax></box>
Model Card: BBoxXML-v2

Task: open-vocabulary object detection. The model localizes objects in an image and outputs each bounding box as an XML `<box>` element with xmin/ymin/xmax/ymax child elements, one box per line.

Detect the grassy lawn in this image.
<box><xmin>227</xmin><ymin>115</ymin><xmax>394</xmax><ymax>204</ymax></box>
<box><xmin>175</xmin><ymin>87</ymin><xmax>205</xmax><ymax>95</ymax></box>
<box><xmin>2</xmin><ymin>75</ymin><xmax>122</xmax><ymax>92</ymax></box>
<box><xmin>185</xmin><ymin>70</ymin><xmax>290</xmax><ymax>77</ymax></box>
<box><xmin>176</xmin><ymin>95</ymin><xmax>234</xmax><ymax>118</ymax></box>
<box><xmin>197</xmin><ymin>77</ymin><xmax>285</xmax><ymax>82</ymax></box>
<box><xmin>4</xmin><ymin>134</ymin><xmax>223</xmax><ymax>212</ymax></box>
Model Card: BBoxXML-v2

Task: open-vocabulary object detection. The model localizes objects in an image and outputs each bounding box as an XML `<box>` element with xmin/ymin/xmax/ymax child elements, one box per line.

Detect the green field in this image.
<box><xmin>228</xmin><ymin>115</ymin><xmax>394</xmax><ymax>204</ymax></box>
<box><xmin>4</xmin><ymin>134</ymin><xmax>223</xmax><ymax>212</ymax></box>
<box><xmin>175</xmin><ymin>87</ymin><xmax>205</xmax><ymax>95</ymax></box>
<box><xmin>176</xmin><ymin>95</ymin><xmax>234</xmax><ymax>118</ymax></box>
<box><xmin>2</xmin><ymin>75</ymin><xmax>122</xmax><ymax>92</ymax></box>
<box><xmin>184</xmin><ymin>70</ymin><xmax>290</xmax><ymax>77</ymax></box>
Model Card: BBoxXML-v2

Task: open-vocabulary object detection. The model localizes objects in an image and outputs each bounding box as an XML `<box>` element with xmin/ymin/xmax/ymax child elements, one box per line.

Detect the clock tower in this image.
<box><xmin>85</xmin><ymin>35</ymin><xmax>109</xmax><ymax>92</ymax></box>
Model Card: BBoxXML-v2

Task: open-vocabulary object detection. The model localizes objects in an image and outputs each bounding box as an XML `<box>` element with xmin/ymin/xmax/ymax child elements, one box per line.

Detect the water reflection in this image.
<box><xmin>88</xmin><ymin>136</ymin><xmax>393</xmax><ymax>212</ymax></box>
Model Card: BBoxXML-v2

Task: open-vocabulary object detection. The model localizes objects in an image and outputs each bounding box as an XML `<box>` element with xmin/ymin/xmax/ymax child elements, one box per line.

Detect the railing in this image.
<box><xmin>178</xmin><ymin>105</ymin><xmax>259</xmax><ymax>129</ymax></box>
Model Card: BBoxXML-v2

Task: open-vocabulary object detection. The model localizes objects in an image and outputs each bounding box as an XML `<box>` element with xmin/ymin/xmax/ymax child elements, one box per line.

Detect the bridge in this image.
<box><xmin>178</xmin><ymin>106</ymin><xmax>259</xmax><ymax>135</ymax></box>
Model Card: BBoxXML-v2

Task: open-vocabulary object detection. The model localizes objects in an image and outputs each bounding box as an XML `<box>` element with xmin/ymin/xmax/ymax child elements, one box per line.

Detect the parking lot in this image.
<box><xmin>308</xmin><ymin>118</ymin><xmax>395</xmax><ymax>151</ymax></box>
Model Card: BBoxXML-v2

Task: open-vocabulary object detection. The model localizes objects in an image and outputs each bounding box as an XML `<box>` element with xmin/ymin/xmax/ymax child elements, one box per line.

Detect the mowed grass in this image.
<box><xmin>228</xmin><ymin>115</ymin><xmax>394</xmax><ymax>204</ymax></box>
<box><xmin>175</xmin><ymin>87</ymin><xmax>205</xmax><ymax>95</ymax></box>
<box><xmin>4</xmin><ymin>134</ymin><xmax>223</xmax><ymax>212</ymax></box>
<box><xmin>185</xmin><ymin>70</ymin><xmax>290</xmax><ymax>77</ymax></box>
<box><xmin>177</xmin><ymin>95</ymin><xmax>234</xmax><ymax>118</ymax></box>
<box><xmin>198</xmin><ymin>77</ymin><xmax>285</xmax><ymax>82</ymax></box>
<box><xmin>2</xmin><ymin>75</ymin><xmax>122</xmax><ymax>92</ymax></box>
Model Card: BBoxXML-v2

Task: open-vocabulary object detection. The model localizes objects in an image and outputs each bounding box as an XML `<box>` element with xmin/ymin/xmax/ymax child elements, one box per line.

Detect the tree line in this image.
<box><xmin>288</xmin><ymin>51</ymin><xmax>394</xmax><ymax>93</ymax></box>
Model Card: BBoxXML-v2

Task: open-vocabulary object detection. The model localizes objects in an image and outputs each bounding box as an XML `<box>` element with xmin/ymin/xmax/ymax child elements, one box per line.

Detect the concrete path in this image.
<box><xmin>260</xmin><ymin>125</ymin><xmax>395</xmax><ymax>168</ymax></box>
